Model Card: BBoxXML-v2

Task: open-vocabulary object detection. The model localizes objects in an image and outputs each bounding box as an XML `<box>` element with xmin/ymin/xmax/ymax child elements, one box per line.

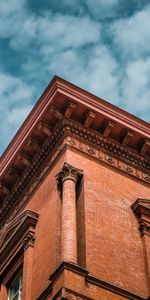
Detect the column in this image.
<box><xmin>131</xmin><ymin>199</ymin><xmax>150</xmax><ymax>295</ymax></box>
<box><xmin>22</xmin><ymin>232</ymin><xmax>35</xmax><ymax>300</ymax></box>
<box><xmin>56</xmin><ymin>162</ymin><xmax>83</xmax><ymax>264</ymax></box>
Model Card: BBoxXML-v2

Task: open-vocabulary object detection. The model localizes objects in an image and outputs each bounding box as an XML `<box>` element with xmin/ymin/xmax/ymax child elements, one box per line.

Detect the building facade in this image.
<box><xmin>0</xmin><ymin>76</ymin><xmax>150</xmax><ymax>300</ymax></box>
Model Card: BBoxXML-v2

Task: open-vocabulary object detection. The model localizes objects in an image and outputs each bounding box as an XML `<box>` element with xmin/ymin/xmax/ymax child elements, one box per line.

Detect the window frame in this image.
<box><xmin>8</xmin><ymin>271</ymin><xmax>22</xmax><ymax>300</ymax></box>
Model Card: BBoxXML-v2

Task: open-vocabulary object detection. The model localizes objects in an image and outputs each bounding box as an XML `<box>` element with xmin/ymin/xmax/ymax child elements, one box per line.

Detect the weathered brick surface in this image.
<box><xmin>20</xmin><ymin>154</ymin><xmax>66</xmax><ymax>299</ymax></box>
<box><xmin>66</xmin><ymin>150</ymin><xmax>150</xmax><ymax>298</ymax></box>
<box><xmin>4</xmin><ymin>149</ymin><xmax>149</xmax><ymax>299</ymax></box>
<box><xmin>61</xmin><ymin>178</ymin><xmax>77</xmax><ymax>263</ymax></box>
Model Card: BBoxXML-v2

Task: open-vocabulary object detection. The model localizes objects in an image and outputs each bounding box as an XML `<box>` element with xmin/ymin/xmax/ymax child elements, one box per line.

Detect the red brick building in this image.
<box><xmin>0</xmin><ymin>76</ymin><xmax>150</xmax><ymax>300</ymax></box>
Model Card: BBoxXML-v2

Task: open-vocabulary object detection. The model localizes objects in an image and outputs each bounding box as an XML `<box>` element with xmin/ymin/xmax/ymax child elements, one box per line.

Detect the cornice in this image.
<box><xmin>55</xmin><ymin>76</ymin><xmax>150</xmax><ymax>137</ymax></box>
<box><xmin>0</xmin><ymin>118</ymin><xmax>150</xmax><ymax>227</ymax></box>
<box><xmin>0</xmin><ymin>121</ymin><xmax>64</xmax><ymax>225</ymax></box>
<box><xmin>1</xmin><ymin>76</ymin><xmax>149</xmax><ymax>177</ymax></box>
<box><xmin>65</xmin><ymin>119</ymin><xmax>150</xmax><ymax>173</ymax></box>
<box><xmin>0</xmin><ymin>76</ymin><xmax>149</xmax><ymax>226</ymax></box>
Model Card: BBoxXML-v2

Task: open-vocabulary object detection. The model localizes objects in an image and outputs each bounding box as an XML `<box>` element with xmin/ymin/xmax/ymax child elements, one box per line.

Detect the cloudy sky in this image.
<box><xmin>0</xmin><ymin>0</ymin><xmax>150</xmax><ymax>155</ymax></box>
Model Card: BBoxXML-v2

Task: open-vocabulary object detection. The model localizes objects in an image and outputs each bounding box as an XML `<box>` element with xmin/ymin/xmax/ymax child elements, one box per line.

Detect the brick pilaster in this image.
<box><xmin>56</xmin><ymin>162</ymin><xmax>83</xmax><ymax>263</ymax></box>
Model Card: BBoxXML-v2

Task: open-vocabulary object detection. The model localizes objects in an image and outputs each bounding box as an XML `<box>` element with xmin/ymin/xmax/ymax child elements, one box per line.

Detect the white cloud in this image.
<box><xmin>0</xmin><ymin>0</ymin><xmax>25</xmax><ymax>16</ymax></box>
<box><xmin>0</xmin><ymin>0</ymin><xmax>26</xmax><ymax>39</ymax></box>
<box><xmin>46</xmin><ymin>45</ymin><xmax>120</xmax><ymax>102</ymax></box>
<box><xmin>39</xmin><ymin>14</ymin><xmax>101</xmax><ymax>48</ymax></box>
<box><xmin>86</xmin><ymin>0</ymin><xmax>119</xmax><ymax>19</ymax></box>
<box><xmin>8</xmin><ymin>12</ymin><xmax>101</xmax><ymax>52</ymax></box>
<box><xmin>112</xmin><ymin>4</ymin><xmax>150</xmax><ymax>58</ymax></box>
<box><xmin>85</xmin><ymin>46</ymin><xmax>119</xmax><ymax>100</ymax></box>
<box><xmin>0</xmin><ymin>0</ymin><xmax>150</xmax><ymax>154</ymax></box>
<box><xmin>120</xmin><ymin>58</ymin><xmax>150</xmax><ymax>119</ymax></box>
<box><xmin>0</xmin><ymin>72</ymin><xmax>34</xmax><ymax>154</ymax></box>
<box><xmin>0</xmin><ymin>73</ymin><xmax>34</xmax><ymax>104</ymax></box>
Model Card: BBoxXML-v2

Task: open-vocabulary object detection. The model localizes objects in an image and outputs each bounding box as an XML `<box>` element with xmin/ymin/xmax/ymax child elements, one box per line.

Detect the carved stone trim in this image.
<box><xmin>22</xmin><ymin>231</ymin><xmax>36</xmax><ymax>250</ymax></box>
<box><xmin>0</xmin><ymin>210</ymin><xmax>39</xmax><ymax>275</ymax></box>
<box><xmin>65</xmin><ymin>135</ymin><xmax>150</xmax><ymax>184</ymax></box>
<box><xmin>131</xmin><ymin>198</ymin><xmax>150</xmax><ymax>236</ymax></box>
<box><xmin>1</xmin><ymin>118</ymin><xmax>150</xmax><ymax>226</ymax></box>
<box><xmin>102</xmin><ymin>119</ymin><xmax>115</xmax><ymax>138</ymax></box>
<box><xmin>65</xmin><ymin>119</ymin><xmax>150</xmax><ymax>173</ymax></box>
<box><xmin>56</xmin><ymin>162</ymin><xmax>83</xmax><ymax>184</ymax></box>
<box><xmin>0</xmin><ymin>120</ymin><xmax>64</xmax><ymax>225</ymax></box>
<box><xmin>49</xmin><ymin>261</ymin><xmax>88</xmax><ymax>282</ymax></box>
<box><xmin>37</xmin><ymin>262</ymin><xmax>146</xmax><ymax>300</ymax></box>
<box><xmin>139</xmin><ymin>221</ymin><xmax>150</xmax><ymax>236</ymax></box>
<box><xmin>54</xmin><ymin>288</ymin><xmax>93</xmax><ymax>300</ymax></box>
<box><xmin>86</xmin><ymin>275</ymin><xmax>146</xmax><ymax>300</ymax></box>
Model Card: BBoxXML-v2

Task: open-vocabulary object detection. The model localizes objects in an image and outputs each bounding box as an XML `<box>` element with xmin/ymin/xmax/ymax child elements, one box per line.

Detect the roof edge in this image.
<box><xmin>0</xmin><ymin>75</ymin><xmax>149</xmax><ymax>176</ymax></box>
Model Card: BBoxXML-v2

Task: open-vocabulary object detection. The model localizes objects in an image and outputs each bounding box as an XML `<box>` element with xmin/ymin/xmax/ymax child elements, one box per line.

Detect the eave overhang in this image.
<box><xmin>0</xmin><ymin>76</ymin><xmax>150</xmax><ymax>226</ymax></box>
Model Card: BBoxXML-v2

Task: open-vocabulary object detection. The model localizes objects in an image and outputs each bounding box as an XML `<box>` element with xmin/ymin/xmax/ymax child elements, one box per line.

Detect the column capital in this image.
<box><xmin>22</xmin><ymin>231</ymin><xmax>35</xmax><ymax>251</ymax></box>
<box><xmin>56</xmin><ymin>162</ymin><xmax>83</xmax><ymax>184</ymax></box>
<box><xmin>139</xmin><ymin>221</ymin><xmax>150</xmax><ymax>236</ymax></box>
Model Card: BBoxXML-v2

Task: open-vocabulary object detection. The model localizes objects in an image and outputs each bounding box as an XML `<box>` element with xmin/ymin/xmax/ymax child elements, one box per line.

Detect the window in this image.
<box><xmin>8</xmin><ymin>272</ymin><xmax>22</xmax><ymax>300</ymax></box>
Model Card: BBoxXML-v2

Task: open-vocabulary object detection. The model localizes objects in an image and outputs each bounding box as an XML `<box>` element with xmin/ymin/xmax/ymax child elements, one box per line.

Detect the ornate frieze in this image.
<box><xmin>65</xmin><ymin>135</ymin><xmax>150</xmax><ymax>183</ymax></box>
<box><xmin>0</xmin><ymin>121</ymin><xmax>64</xmax><ymax>225</ymax></box>
<box><xmin>64</xmin><ymin>119</ymin><xmax>150</xmax><ymax>172</ymax></box>
<box><xmin>1</xmin><ymin>118</ymin><xmax>150</xmax><ymax>227</ymax></box>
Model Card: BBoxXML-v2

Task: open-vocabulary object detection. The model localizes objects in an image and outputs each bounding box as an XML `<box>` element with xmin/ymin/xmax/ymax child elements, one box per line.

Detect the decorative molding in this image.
<box><xmin>0</xmin><ymin>210</ymin><xmax>39</xmax><ymax>276</ymax></box>
<box><xmin>138</xmin><ymin>221</ymin><xmax>150</xmax><ymax>236</ymax></box>
<box><xmin>56</xmin><ymin>162</ymin><xmax>83</xmax><ymax>184</ymax></box>
<box><xmin>86</xmin><ymin>274</ymin><xmax>146</xmax><ymax>300</ymax></box>
<box><xmin>65</xmin><ymin>133</ymin><xmax>150</xmax><ymax>184</ymax></box>
<box><xmin>131</xmin><ymin>199</ymin><xmax>150</xmax><ymax>236</ymax></box>
<box><xmin>37</xmin><ymin>287</ymin><xmax>93</xmax><ymax>300</ymax></box>
<box><xmin>22</xmin><ymin>231</ymin><xmax>35</xmax><ymax>250</ymax></box>
<box><xmin>54</xmin><ymin>288</ymin><xmax>93</xmax><ymax>300</ymax></box>
<box><xmin>49</xmin><ymin>261</ymin><xmax>88</xmax><ymax>282</ymax></box>
<box><xmin>37</xmin><ymin>261</ymin><xmax>147</xmax><ymax>300</ymax></box>
<box><xmin>139</xmin><ymin>140</ymin><xmax>150</xmax><ymax>156</ymax></box>
<box><xmin>1</xmin><ymin>118</ymin><xmax>150</xmax><ymax>227</ymax></box>
<box><xmin>102</xmin><ymin>119</ymin><xmax>115</xmax><ymax>138</ymax></box>
<box><xmin>64</xmin><ymin>102</ymin><xmax>76</xmax><ymax>119</ymax></box>
<box><xmin>121</xmin><ymin>129</ymin><xmax>133</xmax><ymax>146</ymax></box>
<box><xmin>84</xmin><ymin>111</ymin><xmax>96</xmax><ymax>128</ymax></box>
<box><xmin>65</xmin><ymin>119</ymin><xmax>150</xmax><ymax>173</ymax></box>
<box><xmin>0</xmin><ymin>120</ymin><xmax>64</xmax><ymax>225</ymax></box>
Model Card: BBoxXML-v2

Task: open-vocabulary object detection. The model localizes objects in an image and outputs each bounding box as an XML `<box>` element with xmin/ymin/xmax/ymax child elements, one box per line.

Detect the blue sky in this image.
<box><xmin>0</xmin><ymin>0</ymin><xmax>150</xmax><ymax>155</ymax></box>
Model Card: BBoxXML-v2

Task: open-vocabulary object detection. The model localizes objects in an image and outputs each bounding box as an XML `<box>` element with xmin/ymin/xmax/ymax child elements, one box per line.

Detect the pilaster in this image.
<box><xmin>56</xmin><ymin>162</ymin><xmax>83</xmax><ymax>263</ymax></box>
<box><xmin>22</xmin><ymin>231</ymin><xmax>35</xmax><ymax>300</ymax></box>
<box><xmin>131</xmin><ymin>199</ymin><xmax>150</xmax><ymax>295</ymax></box>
